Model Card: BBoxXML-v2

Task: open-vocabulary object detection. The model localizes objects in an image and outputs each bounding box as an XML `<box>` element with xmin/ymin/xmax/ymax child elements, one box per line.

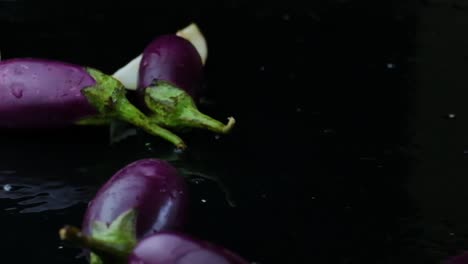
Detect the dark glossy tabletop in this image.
<box><xmin>1</xmin><ymin>0</ymin><xmax>468</xmax><ymax>263</ymax></box>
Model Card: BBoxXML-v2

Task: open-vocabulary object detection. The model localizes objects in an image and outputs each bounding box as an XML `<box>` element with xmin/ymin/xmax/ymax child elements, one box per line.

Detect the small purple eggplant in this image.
<box><xmin>138</xmin><ymin>34</ymin><xmax>203</xmax><ymax>99</ymax></box>
<box><xmin>112</xmin><ymin>23</ymin><xmax>207</xmax><ymax>91</ymax></box>
<box><xmin>0</xmin><ymin>58</ymin><xmax>186</xmax><ymax>148</ymax></box>
<box><xmin>112</xmin><ymin>23</ymin><xmax>236</xmax><ymax>135</ymax></box>
<box><xmin>60</xmin><ymin>228</ymin><xmax>249</xmax><ymax>264</ymax></box>
<box><xmin>82</xmin><ymin>159</ymin><xmax>188</xmax><ymax>237</ymax></box>
<box><xmin>128</xmin><ymin>232</ymin><xmax>249</xmax><ymax>264</ymax></box>
<box><xmin>75</xmin><ymin>159</ymin><xmax>187</xmax><ymax>263</ymax></box>
<box><xmin>0</xmin><ymin>58</ymin><xmax>98</xmax><ymax>127</ymax></box>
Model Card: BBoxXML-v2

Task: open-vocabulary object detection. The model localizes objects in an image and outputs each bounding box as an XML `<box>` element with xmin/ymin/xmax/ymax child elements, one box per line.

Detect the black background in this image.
<box><xmin>1</xmin><ymin>0</ymin><xmax>468</xmax><ymax>263</ymax></box>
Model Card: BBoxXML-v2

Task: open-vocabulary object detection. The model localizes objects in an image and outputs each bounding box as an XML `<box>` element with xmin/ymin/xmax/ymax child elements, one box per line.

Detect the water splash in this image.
<box><xmin>0</xmin><ymin>171</ymin><xmax>96</xmax><ymax>213</ymax></box>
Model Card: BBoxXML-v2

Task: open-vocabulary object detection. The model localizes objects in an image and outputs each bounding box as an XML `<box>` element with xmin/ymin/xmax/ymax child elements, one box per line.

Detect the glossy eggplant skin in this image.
<box><xmin>128</xmin><ymin>232</ymin><xmax>249</xmax><ymax>264</ymax></box>
<box><xmin>82</xmin><ymin>159</ymin><xmax>188</xmax><ymax>239</ymax></box>
<box><xmin>0</xmin><ymin>58</ymin><xmax>98</xmax><ymax>127</ymax></box>
<box><xmin>138</xmin><ymin>35</ymin><xmax>203</xmax><ymax>99</ymax></box>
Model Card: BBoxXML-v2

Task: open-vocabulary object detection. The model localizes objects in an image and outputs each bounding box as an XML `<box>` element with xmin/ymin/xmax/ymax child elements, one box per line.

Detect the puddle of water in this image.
<box><xmin>0</xmin><ymin>171</ymin><xmax>96</xmax><ymax>213</ymax></box>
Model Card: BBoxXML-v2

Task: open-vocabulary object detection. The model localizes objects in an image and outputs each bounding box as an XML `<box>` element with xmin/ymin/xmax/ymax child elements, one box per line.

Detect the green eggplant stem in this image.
<box><xmin>81</xmin><ymin>68</ymin><xmax>186</xmax><ymax>150</ymax></box>
<box><xmin>144</xmin><ymin>80</ymin><xmax>237</xmax><ymax>134</ymax></box>
<box><xmin>59</xmin><ymin>225</ymin><xmax>127</xmax><ymax>264</ymax></box>
<box><xmin>59</xmin><ymin>209</ymin><xmax>138</xmax><ymax>264</ymax></box>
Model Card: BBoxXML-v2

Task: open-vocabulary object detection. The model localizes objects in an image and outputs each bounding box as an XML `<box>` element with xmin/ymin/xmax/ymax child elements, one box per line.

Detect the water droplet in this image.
<box><xmin>448</xmin><ymin>113</ymin><xmax>456</xmax><ymax>119</ymax></box>
<box><xmin>192</xmin><ymin>179</ymin><xmax>202</xmax><ymax>184</ymax></box>
<box><xmin>201</xmin><ymin>199</ymin><xmax>207</xmax><ymax>203</ymax></box>
<box><xmin>174</xmin><ymin>148</ymin><xmax>184</xmax><ymax>154</ymax></box>
<box><xmin>58</xmin><ymin>246</ymin><xmax>63</xmax><ymax>249</ymax></box>
<box><xmin>10</xmin><ymin>83</ymin><xmax>24</xmax><ymax>98</ymax></box>
<box><xmin>145</xmin><ymin>142</ymin><xmax>153</xmax><ymax>151</ymax></box>
<box><xmin>3</xmin><ymin>184</ymin><xmax>12</xmax><ymax>192</ymax></box>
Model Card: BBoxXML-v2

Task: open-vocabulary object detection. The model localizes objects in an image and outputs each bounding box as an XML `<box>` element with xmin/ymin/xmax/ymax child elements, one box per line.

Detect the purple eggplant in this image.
<box><xmin>138</xmin><ymin>34</ymin><xmax>203</xmax><ymax>99</ymax></box>
<box><xmin>128</xmin><ymin>232</ymin><xmax>249</xmax><ymax>264</ymax></box>
<box><xmin>0</xmin><ymin>58</ymin><xmax>97</xmax><ymax>127</ymax></box>
<box><xmin>112</xmin><ymin>23</ymin><xmax>207</xmax><ymax>91</ymax></box>
<box><xmin>0</xmin><ymin>58</ymin><xmax>186</xmax><ymax>148</ymax></box>
<box><xmin>60</xmin><ymin>228</ymin><xmax>249</xmax><ymax>264</ymax></box>
<box><xmin>112</xmin><ymin>23</ymin><xmax>236</xmax><ymax>135</ymax></box>
<box><xmin>82</xmin><ymin>159</ymin><xmax>188</xmax><ymax>237</ymax></box>
<box><xmin>138</xmin><ymin>37</ymin><xmax>236</xmax><ymax>134</ymax></box>
<box><xmin>75</xmin><ymin>159</ymin><xmax>188</xmax><ymax>263</ymax></box>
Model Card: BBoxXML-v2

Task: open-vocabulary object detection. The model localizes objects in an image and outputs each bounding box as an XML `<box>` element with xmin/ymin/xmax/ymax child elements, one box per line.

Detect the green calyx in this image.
<box><xmin>144</xmin><ymin>80</ymin><xmax>236</xmax><ymax>134</ymax></box>
<box><xmin>59</xmin><ymin>209</ymin><xmax>138</xmax><ymax>264</ymax></box>
<box><xmin>75</xmin><ymin>69</ymin><xmax>236</xmax><ymax>149</ymax></box>
<box><xmin>89</xmin><ymin>209</ymin><xmax>138</xmax><ymax>264</ymax></box>
<box><xmin>79</xmin><ymin>68</ymin><xmax>186</xmax><ymax>149</ymax></box>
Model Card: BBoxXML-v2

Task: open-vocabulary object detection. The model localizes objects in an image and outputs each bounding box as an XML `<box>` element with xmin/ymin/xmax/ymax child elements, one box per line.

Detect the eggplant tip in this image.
<box><xmin>58</xmin><ymin>226</ymin><xmax>69</xmax><ymax>240</ymax></box>
<box><xmin>223</xmin><ymin>117</ymin><xmax>236</xmax><ymax>133</ymax></box>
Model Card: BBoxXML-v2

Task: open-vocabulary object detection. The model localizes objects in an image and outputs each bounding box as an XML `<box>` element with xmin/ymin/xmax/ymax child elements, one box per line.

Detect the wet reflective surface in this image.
<box><xmin>1</xmin><ymin>0</ymin><xmax>468</xmax><ymax>263</ymax></box>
